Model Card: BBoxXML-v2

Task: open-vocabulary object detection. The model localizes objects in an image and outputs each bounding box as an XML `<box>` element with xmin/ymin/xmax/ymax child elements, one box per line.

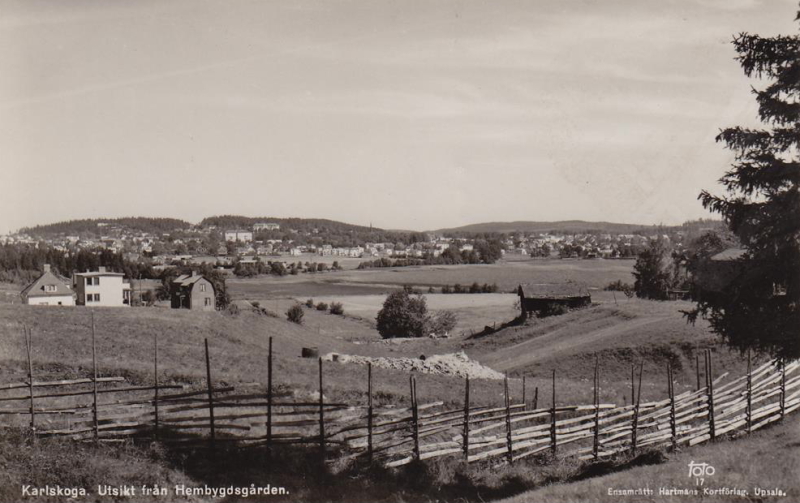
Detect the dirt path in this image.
<box><xmin>481</xmin><ymin>315</ymin><xmax>672</xmax><ymax>372</ymax></box>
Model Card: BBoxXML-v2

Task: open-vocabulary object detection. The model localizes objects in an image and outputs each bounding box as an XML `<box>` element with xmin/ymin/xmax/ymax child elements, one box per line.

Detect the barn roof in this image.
<box><xmin>710</xmin><ymin>248</ymin><xmax>747</xmax><ymax>261</ymax></box>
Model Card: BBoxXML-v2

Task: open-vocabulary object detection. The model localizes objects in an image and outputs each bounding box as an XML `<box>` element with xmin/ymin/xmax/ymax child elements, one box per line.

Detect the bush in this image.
<box><xmin>286</xmin><ymin>304</ymin><xmax>304</xmax><ymax>324</ymax></box>
<box><xmin>428</xmin><ymin>310</ymin><xmax>457</xmax><ymax>336</ymax></box>
<box><xmin>376</xmin><ymin>287</ymin><xmax>429</xmax><ymax>338</ymax></box>
<box><xmin>441</xmin><ymin>284</ymin><xmax>452</xmax><ymax>294</ymax></box>
<box><xmin>316</xmin><ymin>302</ymin><xmax>329</xmax><ymax>311</ymax></box>
<box><xmin>539</xmin><ymin>302</ymin><xmax>569</xmax><ymax>317</ymax></box>
<box><xmin>305</xmin><ymin>298</ymin><xmax>315</xmax><ymax>308</ymax></box>
<box><xmin>329</xmin><ymin>302</ymin><xmax>344</xmax><ymax>315</ymax></box>
<box><xmin>453</xmin><ymin>283</ymin><xmax>464</xmax><ymax>294</ymax></box>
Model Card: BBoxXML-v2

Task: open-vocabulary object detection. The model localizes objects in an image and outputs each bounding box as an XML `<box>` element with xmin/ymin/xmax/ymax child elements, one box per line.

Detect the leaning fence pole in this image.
<box><xmin>668</xmin><ymin>364</ymin><xmax>677</xmax><ymax>450</ymax></box>
<box><xmin>266</xmin><ymin>336</ymin><xmax>273</xmax><ymax>453</ymax></box>
<box><xmin>592</xmin><ymin>357</ymin><xmax>600</xmax><ymax>460</ymax></box>
<box><xmin>411</xmin><ymin>376</ymin><xmax>420</xmax><ymax>460</ymax></box>
<box><xmin>153</xmin><ymin>333</ymin><xmax>159</xmax><ymax>439</ymax></box>
<box><xmin>462</xmin><ymin>376</ymin><xmax>470</xmax><ymax>461</ymax></box>
<box><xmin>24</xmin><ymin>326</ymin><xmax>35</xmax><ymax>439</ymax></box>
<box><xmin>533</xmin><ymin>387</ymin><xmax>538</xmax><ymax>410</ymax></box>
<box><xmin>746</xmin><ymin>349</ymin><xmax>752</xmax><ymax>434</ymax></box>
<box><xmin>706</xmin><ymin>350</ymin><xmax>716</xmax><ymax>440</ymax></box>
<box><xmin>504</xmin><ymin>374</ymin><xmax>513</xmax><ymax>464</ymax></box>
<box><xmin>204</xmin><ymin>338</ymin><xmax>216</xmax><ymax>448</ymax></box>
<box><xmin>91</xmin><ymin>311</ymin><xmax>99</xmax><ymax>443</ymax></box>
<box><xmin>318</xmin><ymin>357</ymin><xmax>326</xmax><ymax>457</ymax></box>
<box><xmin>367</xmin><ymin>362</ymin><xmax>374</xmax><ymax>464</ymax></box>
<box><xmin>522</xmin><ymin>376</ymin><xmax>526</xmax><ymax>409</ymax></box>
<box><xmin>550</xmin><ymin>370</ymin><xmax>557</xmax><ymax>454</ymax></box>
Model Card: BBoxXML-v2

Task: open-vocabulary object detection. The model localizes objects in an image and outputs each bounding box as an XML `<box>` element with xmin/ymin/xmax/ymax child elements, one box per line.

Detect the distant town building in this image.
<box><xmin>224</xmin><ymin>230</ymin><xmax>253</xmax><ymax>242</ymax></box>
<box><xmin>170</xmin><ymin>272</ymin><xmax>216</xmax><ymax>311</ymax></box>
<box><xmin>253</xmin><ymin>223</ymin><xmax>281</xmax><ymax>232</ymax></box>
<box><xmin>20</xmin><ymin>264</ymin><xmax>75</xmax><ymax>306</ymax></box>
<box><xmin>73</xmin><ymin>267</ymin><xmax>131</xmax><ymax>307</ymax></box>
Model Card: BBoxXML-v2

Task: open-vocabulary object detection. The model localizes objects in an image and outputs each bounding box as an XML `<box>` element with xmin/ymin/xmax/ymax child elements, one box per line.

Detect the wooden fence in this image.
<box><xmin>2</xmin><ymin>323</ymin><xmax>799</xmax><ymax>468</ymax></box>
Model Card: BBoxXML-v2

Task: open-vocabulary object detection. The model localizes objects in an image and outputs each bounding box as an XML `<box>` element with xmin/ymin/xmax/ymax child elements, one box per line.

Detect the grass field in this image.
<box><xmin>500</xmin><ymin>415</ymin><xmax>800</xmax><ymax>503</ymax></box>
<box><xmin>228</xmin><ymin>258</ymin><xmax>635</xmax><ymax>299</ymax></box>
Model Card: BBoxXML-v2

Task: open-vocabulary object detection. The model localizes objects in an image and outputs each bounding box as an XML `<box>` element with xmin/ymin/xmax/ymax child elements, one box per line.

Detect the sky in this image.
<box><xmin>0</xmin><ymin>0</ymin><xmax>797</xmax><ymax>234</ymax></box>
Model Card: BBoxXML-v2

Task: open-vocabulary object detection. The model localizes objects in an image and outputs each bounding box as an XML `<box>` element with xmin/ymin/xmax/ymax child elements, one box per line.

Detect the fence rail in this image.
<box><xmin>2</xmin><ymin>327</ymin><xmax>798</xmax><ymax>468</ymax></box>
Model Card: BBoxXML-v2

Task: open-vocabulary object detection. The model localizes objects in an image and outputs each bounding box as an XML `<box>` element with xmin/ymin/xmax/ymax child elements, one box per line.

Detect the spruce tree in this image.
<box><xmin>689</xmin><ymin>10</ymin><xmax>800</xmax><ymax>359</ymax></box>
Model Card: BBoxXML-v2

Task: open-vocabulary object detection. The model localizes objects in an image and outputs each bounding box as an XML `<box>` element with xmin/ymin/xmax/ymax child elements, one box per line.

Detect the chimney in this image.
<box><xmin>43</xmin><ymin>264</ymin><xmax>51</xmax><ymax>273</ymax></box>
<box><xmin>98</xmin><ymin>266</ymin><xmax>107</xmax><ymax>273</ymax></box>
<box><xmin>191</xmin><ymin>270</ymin><xmax>198</xmax><ymax>277</ymax></box>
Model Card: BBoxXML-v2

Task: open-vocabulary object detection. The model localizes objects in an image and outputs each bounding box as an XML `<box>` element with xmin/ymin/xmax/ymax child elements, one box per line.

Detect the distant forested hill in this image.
<box><xmin>434</xmin><ymin>219</ymin><xmax>724</xmax><ymax>236</ymax></box>
<box><xmin>21</xmin><ymin>218</ymin><xmax>191</xmax><ymax>237</ymax></box>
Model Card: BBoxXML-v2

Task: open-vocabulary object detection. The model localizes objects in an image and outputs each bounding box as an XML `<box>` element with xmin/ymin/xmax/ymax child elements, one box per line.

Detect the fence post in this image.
<box><xmin>318</xmin><ymin>357</ymin><xmax>326</xmax><ymax>457</ymax></box>
<box><xmin>204</xmin><ymin>338</ymin><xmax>216</xmax><ymax>449</ymax></box>
<box><xmin>267</xmin><ymin>336</ymin><xmax>273</xmax><ymax>454</ymax></box>
<box><xmin>533</xmin><ymin>387</ymin><xmax>538</xmax><ymax>410</ymax></box>
<box><xmin>592</xmin><ymin>357</ymin><xmax>600</xmax><ymax>460</ymax></box>
<box><xmin>706</xmin><ymin>350</ymin><xmax>716</xmax><ymax>440</ymax></box>
<box><xmin>504</xmin><ymin>374</ymin><xmax>513</xmax><ymax>464</ymax></box>
<box><xmin>780</xmin><ymin>359</ymin><xmax>786</xmax><ymax>421</ymax></box>
<box><xmin>367</xmin><ymin>362</ymin><xmax>373</xmax><ymax>464</ymax></box>
<box><xmin>91</xmin><ymin>311</ymin><xmax>99</xmax><ymax>443</ymax></box>
<box><xmin>631</xmin><ymin>362</ymin><xmax>643</xmax><ymax>454</ymax></box>
<box><xmin>668</xmin><ymin>364</ymin><xmax>677</xmax><ymax>450</ymax></box>
<box><xmin>411</xmin><ymin>376</ymin><xmax>420</xmax><ymax>460</ymax></box>
<box><xmin>522</xmin><ymin>376</ymin><xmax>526</xmax><ymax>409</ymax></box>
<box><xmin>630</xmin><ymin>364</ymin><xmax>635</xmax><ymax>406</ymax></box>
<box><xmin>463</xmin><ymin>377</ymin><xmax>470</xmax><ymax>461</ymax></box>
<box><xmin>696</xmin><ymin>353</ymin><xmax>701</xmax><ymax>391</ymax></box>
<box><xmin>550</xmin><ymin>370</ymin><xmax>557</xmax><ymax>454</ymax></box>
<box><xmin>746</xmin><ymin>349</ymin><xmax>752</xmax><ymax>434</ymax></box>
<box><xmin>24</xmin><ymin>326</ymin><xmax>35</xmax><ymax>440</ymax></box>
<box><xmin>153</xmin><ymin>333</ymin><xmax>159</xmax><ymax>439</ymax></box>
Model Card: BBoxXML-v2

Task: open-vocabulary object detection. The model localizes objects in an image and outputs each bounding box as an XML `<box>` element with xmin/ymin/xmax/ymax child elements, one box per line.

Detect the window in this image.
<box><xmin>86</xmin><ymin>293</ymin><xmax>101</xmax><ymax>303</ymax></box>
<box><xmin>85</xmin><ymin>277</ymin><xmax>99</xmax><ymax>286</ymax></box>
<box><xmin>45</xmin><ymin>285</ymin><xmax>57</xmax><ymax>292</ymax></box>
<box><xmin>199</xmin><ymin>284</ymin><xmax>206</xmax><ymax>292</ymax></box>
<box><xmin>205</xmin><ymin>298</ymin><xmax>212</xmax><ymax>307</ymax></box>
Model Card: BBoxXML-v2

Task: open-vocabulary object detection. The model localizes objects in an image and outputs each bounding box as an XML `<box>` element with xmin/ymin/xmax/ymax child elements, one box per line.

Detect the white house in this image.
<box><xmin>224</xmin><ymin>230</ymin><xmax>253</xmax><ymax>242</ymax></box>
<box><xmin>20</xmin><ymin>264</ymin><xmax>75</xmax><ymax>306</ymax></box>
<box><xmin>73</xmin><ymin>267</ymin><xmax>131</xmax><ymax>307</ymax></box>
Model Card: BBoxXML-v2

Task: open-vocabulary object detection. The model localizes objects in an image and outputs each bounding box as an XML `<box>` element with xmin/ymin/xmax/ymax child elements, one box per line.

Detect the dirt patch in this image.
<box><xmin>322</xmin><ymin>350</ymin><xmax>505</xmax><ymax>380</ymax></box>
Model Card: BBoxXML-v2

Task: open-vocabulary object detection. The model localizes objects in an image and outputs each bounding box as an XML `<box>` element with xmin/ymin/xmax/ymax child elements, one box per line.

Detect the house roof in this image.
<box><xmin>21</xmin><ymin>271</ymin><xmax>74</xmax><ymax>298</ymax></box>
<box><xmin>172</xmin><ymin>274</ymin><xmax>211</xmax><ymax>287</ymax></box>
<box><xmin>74</xmin><ymin>271</ymin><xmax>125</xmax><ymax>277</ymax></box>
<box><xmin>518</xmin><ymin>283</ymin><xmax>590</xmax><ymax>299</ymax></box>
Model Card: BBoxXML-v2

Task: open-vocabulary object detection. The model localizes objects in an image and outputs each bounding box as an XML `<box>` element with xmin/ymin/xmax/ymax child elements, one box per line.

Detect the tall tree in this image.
<box><xmin>688</xmin><ymin>10</ymin><xmax>800</xmax><ymax>359</ymax></box>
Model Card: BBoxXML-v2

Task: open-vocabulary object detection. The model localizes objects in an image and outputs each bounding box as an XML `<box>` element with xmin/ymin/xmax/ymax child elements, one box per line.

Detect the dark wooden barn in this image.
<box><xmin>517</xmin><ymin>283</ymin><xmax>591</xmax><ymax>318</ymax></box>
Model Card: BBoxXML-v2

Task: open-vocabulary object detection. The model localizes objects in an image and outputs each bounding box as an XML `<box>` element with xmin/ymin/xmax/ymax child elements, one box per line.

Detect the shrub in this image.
<box><xmin>286</xmin><ymin>304</ymin><xmax>304</xmax><ymax>324</ymax></box>
<box><xmin>453</xmin><ymin>283</ymin><xmax>464</xmax><ymax>294</ymax></box>
<box><xmin>441</xmin><ymin>284</ymin><xmax>452</xmax><ymax>294</ymax></box>
<box><xmin>329</xmin><ymin>302</ymin><xmax>344</xmax><ymax>315</ymax></box>
<box><xmin>428</xmin><ymin>310</ymin><xmax>457</xmax><ymax>336</ymax></box>
<box><xmin>305</xmin><ymin>298</ymin><xmax>314</xmax><ymax>308</ymax></box>
<box><xmin>316</xmin><ymin>302</ymin><xmax>329</xmax><ymax>311</ymax></box>
<box><xmin>376</xmin><ymin>287</ymin><xmax>428</xmax><ymax>338</ymax></box>
<box><xmin>469</xmin><ymin>282</ymin><xmax>481</xmax><ymax>294</ymax></box>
